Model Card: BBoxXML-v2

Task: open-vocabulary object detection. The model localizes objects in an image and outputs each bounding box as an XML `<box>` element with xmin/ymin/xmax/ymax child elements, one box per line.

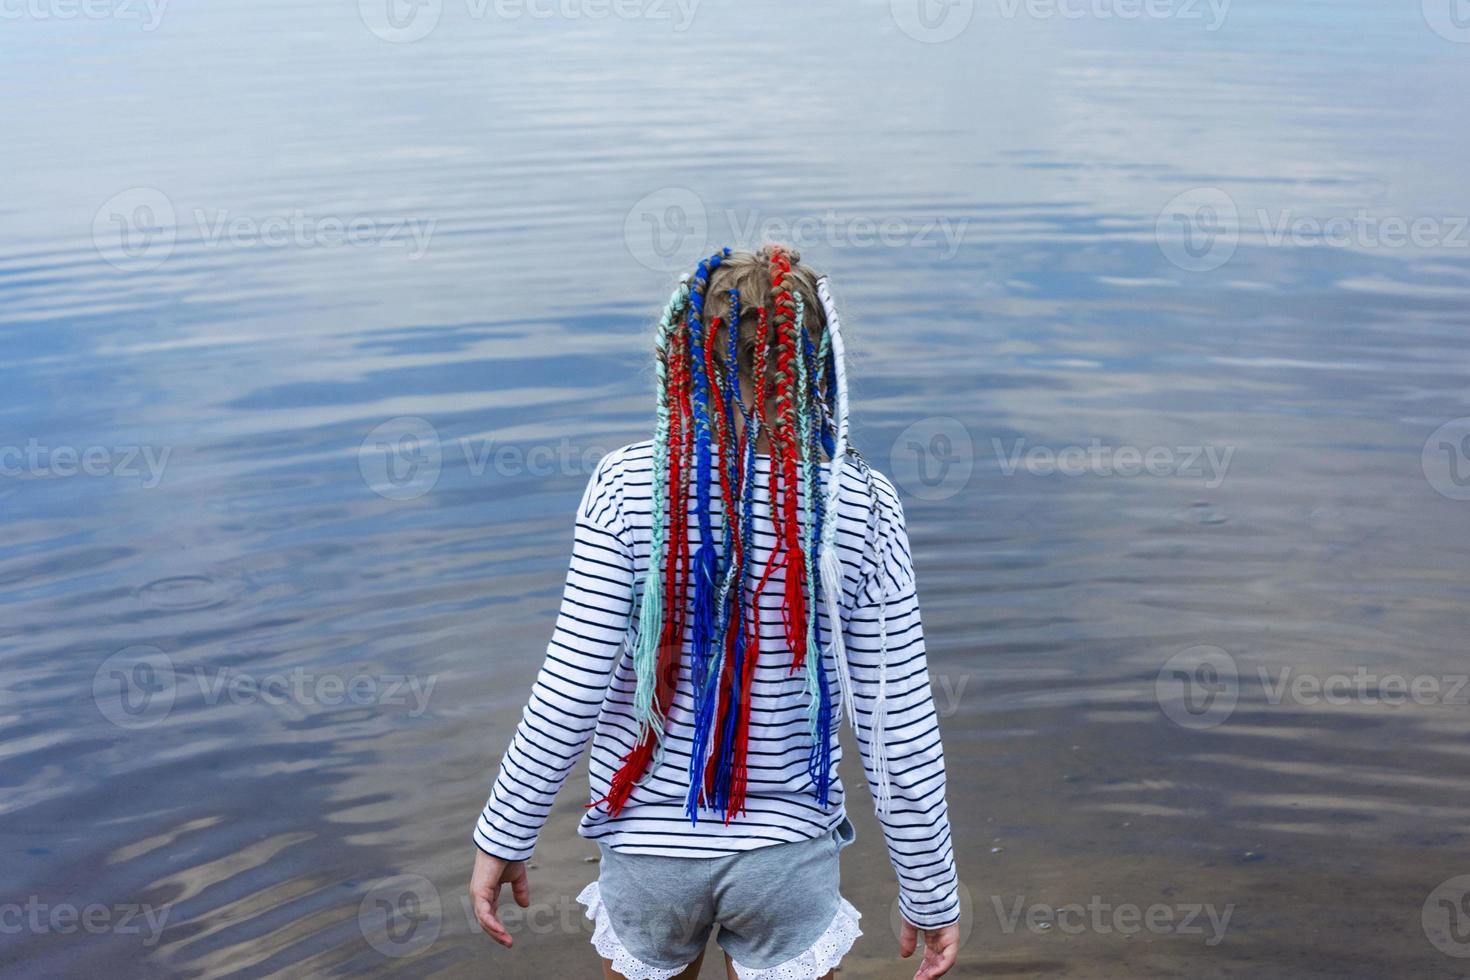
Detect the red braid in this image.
<box><xmin>726</xmin><ymin>306</ymin><xmax>775</xmax><ymax>818</ymax></box>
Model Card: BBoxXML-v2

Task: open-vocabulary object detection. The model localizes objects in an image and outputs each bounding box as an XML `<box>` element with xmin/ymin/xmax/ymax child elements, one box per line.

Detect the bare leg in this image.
<box><xmin>721</xmin><ymin>951</ymin><xmax>831</xmax><ymax>980</ymax></box>
<box><xmin>603</xmin><ymin>948</ymin><xmax>706</xmax><ymax>980</ymax></box>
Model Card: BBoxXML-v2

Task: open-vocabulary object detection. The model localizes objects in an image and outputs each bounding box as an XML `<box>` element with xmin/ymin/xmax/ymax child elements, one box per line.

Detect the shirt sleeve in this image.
<box><xmin>473</xmin><ymin>456</ymin><xmax>635</xmax><ymax>861</ymax></box>
<box><xmin>845</xmin><ymin>473</ymin><xmax>962</xmax><ymax>929</ymax></box>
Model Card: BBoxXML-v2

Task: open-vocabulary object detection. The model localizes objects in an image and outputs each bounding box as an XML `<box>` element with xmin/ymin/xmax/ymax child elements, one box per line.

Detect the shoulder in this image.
<box><xmin>833</xmin><ymin>452</ymin><xmax>915</xmax><ymax>602</ymax></box>
<box><xmin>575</xmin><ymin>441</ymin><xmax>649</xmax><ymax>528</ymax></box>
<box><xmin>587</xmin><ymin>440</ymin><xmax>654</xmax><ymax>486</ymax></box>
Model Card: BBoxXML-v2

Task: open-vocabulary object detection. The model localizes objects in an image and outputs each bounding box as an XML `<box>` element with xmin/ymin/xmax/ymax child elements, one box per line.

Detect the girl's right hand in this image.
<box><xmin>469</xmin><ymin>849</ymin><xmax>530</xmax><ymax>948</ymax></box>
<box><xmin>898</xmin><ymin>919</ymin><xmax>960</xmax><ymax>979</ymax></box>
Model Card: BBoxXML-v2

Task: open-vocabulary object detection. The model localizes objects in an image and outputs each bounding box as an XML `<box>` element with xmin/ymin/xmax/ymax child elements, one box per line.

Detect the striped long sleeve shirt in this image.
<box><xmin>473</xmin><ymin>440</ymin><xmax>961</xmax><ymax>928</ymax></box>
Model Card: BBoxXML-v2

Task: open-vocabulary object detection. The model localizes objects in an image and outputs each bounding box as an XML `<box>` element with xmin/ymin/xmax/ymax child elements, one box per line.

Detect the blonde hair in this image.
<box><xmin>694</xmin><ymin>244</ymin><xmax>827</xmax><ymax>386</ymax></box>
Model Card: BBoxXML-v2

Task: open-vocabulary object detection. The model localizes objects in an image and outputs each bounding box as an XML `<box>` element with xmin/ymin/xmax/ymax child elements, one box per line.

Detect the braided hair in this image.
<box><xmin>595</xmin><ymin>245</ymin><xmax>890</xmax><ymax>823</ymax></box>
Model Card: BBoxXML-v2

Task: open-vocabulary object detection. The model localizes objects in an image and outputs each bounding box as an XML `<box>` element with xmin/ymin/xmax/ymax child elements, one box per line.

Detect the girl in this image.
<box><xmin>468</xmin><ymin>246</ymin><xmax>960</xmax><ymax>980</ymax></box>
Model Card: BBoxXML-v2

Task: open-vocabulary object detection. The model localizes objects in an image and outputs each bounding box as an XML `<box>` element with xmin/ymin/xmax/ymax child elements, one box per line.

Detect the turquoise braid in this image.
<box><xmin>632</xmin><ymin>277</ymin><xmax>691</xmax><ymax>736</ymax></box>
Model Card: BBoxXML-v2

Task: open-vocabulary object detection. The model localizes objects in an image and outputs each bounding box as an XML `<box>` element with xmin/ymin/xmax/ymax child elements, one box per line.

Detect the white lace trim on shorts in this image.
<box><xmin>575</xmin><ymin>881</ymin><xmax>863</xmax><ymax>980</ymax></box>
<box><xmin>728</xmin><ymin>897</ymin><xmax>862</xmax><ymax>980</ymax></box>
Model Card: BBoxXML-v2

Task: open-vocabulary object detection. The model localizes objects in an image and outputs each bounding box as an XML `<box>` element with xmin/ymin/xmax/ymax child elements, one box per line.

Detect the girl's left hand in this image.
<box><xmin>899</xmin><ymin>919</ymin><xmax>960</xmax><ymax>979</ymax></box>
<box><xmin>469</xmin><ymin>849</ymin><xmax>530</xmax><ymax>948</ymax></box>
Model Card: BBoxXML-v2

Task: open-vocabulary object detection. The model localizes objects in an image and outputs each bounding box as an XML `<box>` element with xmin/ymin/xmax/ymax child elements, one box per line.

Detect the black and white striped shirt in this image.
<box><xmin>474</xmin><ymin>440</ymin><xmax>960</xmax><ymax>928</ymax></box>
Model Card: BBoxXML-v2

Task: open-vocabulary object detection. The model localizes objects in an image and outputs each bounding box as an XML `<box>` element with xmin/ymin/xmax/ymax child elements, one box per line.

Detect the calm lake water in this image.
<box><xmin>4</xmin><ymin>1</ymin><xmax>1470</xmax><ymax>977</ymax></box>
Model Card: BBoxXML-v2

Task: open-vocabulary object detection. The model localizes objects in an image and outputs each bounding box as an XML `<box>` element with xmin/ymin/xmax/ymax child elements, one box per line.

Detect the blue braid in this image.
<box><xmin>694</xmin><ymin>287</ymin><xmax>745</xmax><ymax>816</ymax></box>
<box><xmin>686</xmin><ymin>248</ymin><xmax>730</xmax><ymax>822</ymax></box>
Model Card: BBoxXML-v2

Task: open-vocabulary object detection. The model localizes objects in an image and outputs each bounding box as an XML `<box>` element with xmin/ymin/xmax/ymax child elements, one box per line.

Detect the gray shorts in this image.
<box><xmin>576</xmin><ymin>818</ymin><xmax>861</xmax><ymax>979</ymax></box>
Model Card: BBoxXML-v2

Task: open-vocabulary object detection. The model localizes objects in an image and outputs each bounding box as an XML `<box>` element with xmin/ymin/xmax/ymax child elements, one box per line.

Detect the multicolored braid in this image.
<box><xmin>597</xmin><ymin>250</ymin><xmax>892</xmax><ymax>823</ymax></box>
<box><xmin>724</xmin><ymin>305</ymin><xmax>775</xmax><ymax>819</ymax></box>
<box><xmin>767</xmin><ymin>248</ymin><xmax>809</xmax><ymax>672</ymax></box>
<box><xmin>695</xmin><ymin>288</ymin><xmax>746</xmax><ymax>813</ymax></box>
<box><xmin>795</xmin><ymin>292</ymin><xmax>833</xmax><ymax>804</ymax></box>
<box><xmin>706</xmin><ymin>403</ymin><xmax>757</xmax><ymax>818</ymax></box>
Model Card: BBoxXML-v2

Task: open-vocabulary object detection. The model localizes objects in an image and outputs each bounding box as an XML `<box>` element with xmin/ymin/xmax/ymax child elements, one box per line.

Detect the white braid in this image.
<box><xmin>816</xmin><ymin>276</ymin><xmax>892</xmax><ymax>811</ymax></box>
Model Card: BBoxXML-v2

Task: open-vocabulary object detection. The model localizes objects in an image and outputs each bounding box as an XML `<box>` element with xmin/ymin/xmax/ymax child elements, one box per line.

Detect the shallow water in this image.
<box><xmin>4</xmin><ymin>1</ymin><xmax>1470</xmax><ymax>977</ymax></box>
